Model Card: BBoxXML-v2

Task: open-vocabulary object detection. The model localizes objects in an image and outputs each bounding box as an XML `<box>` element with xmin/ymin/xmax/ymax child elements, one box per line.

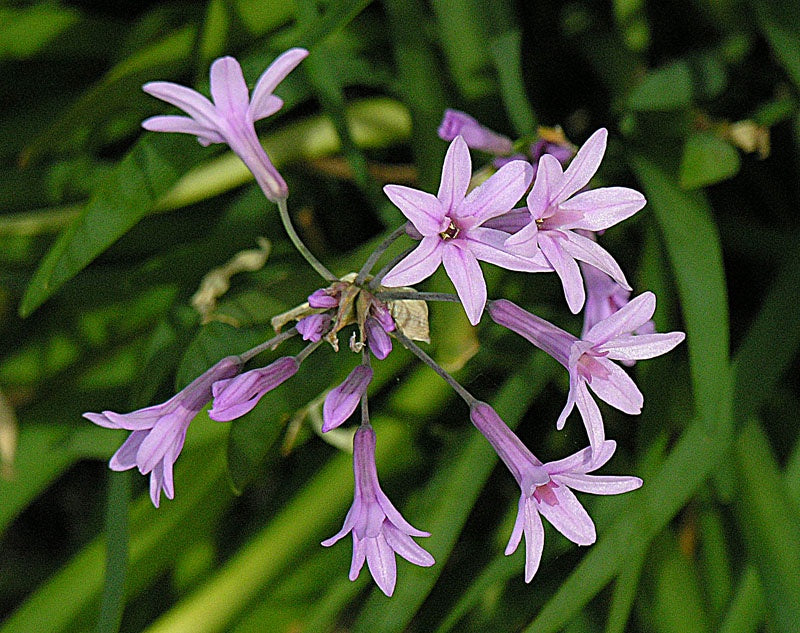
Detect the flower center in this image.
<box><xmin>577</xmin><ymin>349</ymin><xmax>610</xmax><ymax>382</ymax></box>
<box><xmin>533</xmin><ymin>482</ymin><xmax>559</xmax><ymax>506</ymax></box>
<box><xmin>439</xmin><ymin>221</ymin><xmax>460</xmax><ymax>240</ymax></box>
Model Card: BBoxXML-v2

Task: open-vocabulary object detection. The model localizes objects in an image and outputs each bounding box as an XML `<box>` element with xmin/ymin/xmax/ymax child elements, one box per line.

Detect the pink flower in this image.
<box><xmin>504</xmin><ymin>128</ymin><xmax>646</xmax><ymax>313</ymax></box>
<box><xmin>381</xmin><ymin>135</ymin><xmax>548</xmax><ymax>325</ymax></box>
<box><xmin>322</xmin><ymin>365</ymin><xmax>373</xmax><ymax>432</ymax></box>
<box><xmin>488</xmin><ymin>292</ymin><xmax>685</xmax><ymax>449</ymax></box>
<box><xmin>142</xmin><ymin>49</ymin><xmax>308</xmax><ymax>201</ymax></box>
<box><xmin>322</xmin><ymin>426</ymin><xmax>434</xmax><ymax>596</ymax></box>
<box><xmin>470</xmin><ymin>403</ymin><xmax>642</xmax><ymax>582</ymax></box>
<box><xmin>438</xmin><ymin>109</ymin><xmax>514</xmax><ymax>154</ymax></box>
<box><xmin>84</xmin><ymin>356</ymin><xmax>242</xmax><ymax>507</ymax></box>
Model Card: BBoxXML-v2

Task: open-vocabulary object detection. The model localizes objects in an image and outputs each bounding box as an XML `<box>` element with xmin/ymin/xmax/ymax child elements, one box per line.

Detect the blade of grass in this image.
<box><xmin>96</xmin><ymin>471</ymin><xmax>131</xmax><ymax>633</ymax></box>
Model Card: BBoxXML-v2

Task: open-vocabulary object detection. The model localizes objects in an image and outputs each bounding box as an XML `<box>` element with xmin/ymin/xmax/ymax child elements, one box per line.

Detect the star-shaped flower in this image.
<box><xmin>381</xmin><ymin>135</ymin><xmax>548</xmax><ymax>325</ymax></box>
<box><xmin>322</xmin><ymin>426</ymin><xmax>434</xmax><ymax>596</ymax></box>
<box><xmin>470</xmin><ymin>402</ymin><xmax>642</xmax><ymax>582</ymax></box>
<box><xmin>504</xmin><ymin>128</ymin><xmax>646</xmax><ymax>313</ymax></box>
<box><xmin>488</xmin><ymin>292</ymin><xmax>685</xmax><ymax>449</ymax></box>
<box><xmin>142</xmin><ymin>49</ymin><xmax>308</xmax><ymax>201</ymax></box>
<box><xmin>84</xmin><ymin>356</ymin><xmax>242</xmax><ymax>507</ymax></box>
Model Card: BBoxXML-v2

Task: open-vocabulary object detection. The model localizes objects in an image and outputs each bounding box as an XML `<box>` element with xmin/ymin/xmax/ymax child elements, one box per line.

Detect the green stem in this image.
<box><xmin>355</xmin><ymin>224</ymin><xmax>409</xmax><ymax>286</ymax></box>
<box><xmin>276</xmin><ymin>198</ymin><xmax>337</xmax><ymax>282</ymax></box>
<box><xmin>376</xmin><ymin>291</ymin><xmax>460</xmax><ymax>303</ymax></box>
<box><xmin>368</xmin><ymin>246</ymin><xmax>415</xmax><ymax>290</ymax></box>
<box><xmin>239</xmin><ymin>328</ymin><xmax>298</xmax><ymax>363</ymax></box>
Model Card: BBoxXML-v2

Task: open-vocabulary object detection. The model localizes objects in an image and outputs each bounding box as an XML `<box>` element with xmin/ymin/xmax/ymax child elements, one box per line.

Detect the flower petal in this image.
<box><xmin>322</xmin><ymin>365</ymin><xmax>373</xmax><ymax>432</ymax></box>
<box><xmin>552</xmin><ymin>128</ymin><xmax>607</xmax><ymax>202</ymax></box>
<box><xmin>466</xmin><ymin>227</ymin><xmax>551</xmax><ymax>272</ymax></box>
<box><xmin>588</xmin><ymin>360</ymin><xmax>643</xmax><ymax>415</ymax></box>
<box><xmin>142</xmin><ymin>81</ymin><xmax>220</xmax><ymax>130</ymax></box>
<box><xmin>457</xmin><ymin>160</ymin><xmax>533</xmax><ymax>226</ymax></box>
<box><xmin>384</xmin><ymin>185</ymin><xmax>447</xmax><ymax>236</ymax></box>
<box><xmin>441</xmin><ymin>242</ymin><xmax>486</xmax><ymax>325</ymax></box>
<box><xmin>108</xmin><ymin>430</ymin><xmax>148</xmax><ymax>471</ymax></box>
<box><xmin>585</xmin><ymin>291</ymin><xmax>656</xmax><ymax>344</ymax></box>
<box><xmin>536</xmin><ymin>485</ymin><xmax>596</xmax><ymax>545</ymax></box>
<box><xmin>559</xmin><ymin>230</ymin><xmax>630</xmax><ymax>291</ymax></box>
<box><xmin>365</xmin><ymin>534</ymin><xmax>398</xmax><ymax>596</ymax></box>
<box><xmin>209</xmin><ymin>56</ymin><xmax>250</xmax><ymax>120</ymax></box>
<box><xmin>521</xmin><ymin>498</ymin><xmax>545</xmax><ymax>582</ymax></box>
<box><xmin>560</xmin><ymin>186</ymin><xmax>646</xmax><ymax>230</ymax></box>
<box><xmin>539</xmin><ymin>231</ymin><xmax>585</xmax><ymax>313</ymax></box>
<box><xmin>526</xmin><ymin>153</ymin><xmax>564</xmax><ymax>218</ymax></box>
<box><xmin>249</xmin><ymin>48</ymin><xmax>308</xmax><ymax>119</ymax></box>
<box><xmin>380</xmin><ymin>236</ymin><xmax>443</xmax><ymax>287</ymax></box>
<box><xmin>383</xmin><ymin>525</ymin><xmax>435</xmax><ymax>567</ymax></box>
<box><xmin>438</xmin><ymin>109</ymin><xmax>513</xmax><ymax>154</ymax></box>
<box><xmin>555</xmin><ymin>473</ymin><xmax>642</xmax><ymax>495</ymax></box>
<box><xmin>600</xmin><ymin>332</ymin><xmax>686</xmax><ymax>361</ymax></box>
<box><xmin>437</xmin><ymin>136</ymin><xmax>471</xmax><ymax>212</ymax></box>
<box><xmin>574</xmin><ymin>379</ymin><xmax>606</xmax><ymax>449</ymax></box>
<box><xmin>141</xmin><ymin>115</ymin><xmax>225</xmax><ymax>144</ymax></box>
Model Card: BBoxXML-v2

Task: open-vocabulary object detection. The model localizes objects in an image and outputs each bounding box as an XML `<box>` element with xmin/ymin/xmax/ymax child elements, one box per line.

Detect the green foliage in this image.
<box><xmin>1</xmin><ymin>1</ymin><xmax>798</xmax><ymax>632</ymax></box>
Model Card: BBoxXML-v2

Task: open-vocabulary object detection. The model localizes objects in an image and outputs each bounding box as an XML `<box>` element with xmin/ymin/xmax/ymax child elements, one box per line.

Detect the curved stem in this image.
<box><xmin>276</xmin><ymin>198</ymin><xmax>337</xmax><ymax>282</ymax></box>
<box><xmin>355</xmin><ymin>224</ymin><xmax>409</xmax><ymax>286</ymax></box>
<box><xmin>376</xmin><ymin>291</ymin><xmax>460</xmax><ymax>303</ymax></box>
<box><xmin>239</xmin><ymin>327</ymin><xmax>298</xmax><ymax>363</ymax></box>
<box><xmin>393</xmin><ymin>328</ymin><xmax>478</xmax><ymax>408</ymax></box>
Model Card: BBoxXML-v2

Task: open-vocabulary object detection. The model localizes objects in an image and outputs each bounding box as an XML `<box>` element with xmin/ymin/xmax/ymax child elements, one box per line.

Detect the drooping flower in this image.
<box><xmin>381</xmin><ymin>135</ymin><xmax>548</xmax><ymax>325</ymax></box>
<box><xmin>487</xmin><ymin>292</ymin><xmax>685</xmax><ymax>449</ymax></box>
<box><xmin>322</xmin><ymin>365</ymin><xmax>373</xmax><ymax>432</ymax></box>
<box><xmin>504</xmin><ymin>128</ymin><xmax>647</xmax><ymax>313</ymax></box>
<box><xmin>438</xmin><ymin>109</ymin><xmax>514</xmax><ymax>155</ymax></box>
<box><xmin>322</xmin><ymin>426</ymin><xmax>434</xmax><ymax>596</ymax></box>
<box><xmin>142</xmin><ymin>49</ymin><xmax>308</xmax><ymax>201</ymax></box>
<box><xmin>470</xmin><ymin>402</ymin><xmax>642</xmax><ymax>582</ymax></box>
<box><xmin>84</xmin><ymin>356</ymin><xmax>242</xmax><ymax>507</ymax></box>
<box><xmin>209</xmin><ymin>356</ymin><xmax>298</xmax><ymax>421</ymax></box>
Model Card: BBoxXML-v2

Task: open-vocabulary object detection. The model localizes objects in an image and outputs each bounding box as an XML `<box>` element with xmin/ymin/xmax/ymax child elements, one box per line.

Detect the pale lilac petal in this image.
<box><xmin>348</xmin><ymin>536</ymin><xmax>367</xmax><ymax>580</ymax></box>
<box><xmin>142</xmin><ymin>81</ymin><xmax>220</xmax><ymax>130</ymax></box>
<box><xmin>100</xmin><ymin>405</ymin><xmax>168</xmax><ymax>430</ymax></box>
<box><xmin>248</xmin><ymin>94</ymin><xmax>283</xmax><ymax>121</ymax></box>
<box><xmin>560</xmin><ymin>187</ymin><xmax>646</xmax><ymax>230</ymax></box>
<box><xmin>437</xmin><ymin>136</ymin><xmax>471</xmax><ymax>212</ymax></box>
<box><xmin>296</xmin><ymin>313</ymin><xmax>331</xmax><ymax>342</ymax></box>
<box><xmin>588</xmin><ymin>361</ymin><xmax>643</xmax><ymax>415</ymax></box>
<box><xmin>543</xmin><ymin>444</ymin><xmax>596</xmax><ymax>476</ymax></box>
<box><xmin>384</xmin><ymin>185</ymin><xmax>447</xmax><ymax>236</ymax></box>
<box><xmin>536</xmin><ymin>485</ymin><xmax>596</xmax><ymax>545</ymax></box>
<box><xmin>109</xmin><ymin>431</ymin><xmax>148</xmax><ymax>471</ymax></box>
<box><xmin>383</xmin><ymin>526</ymin><xmax>435</xmax><ymax>567</ymax></box>
<box><xmin>376</xmin><ymin>491</ymin><xmax>430</xmax><ymax>538</ymax></box>
<box><xmin>502</xmin><ymin>218</ymin><xmax>540</xmax><ymax>256</ymax></box>
<box><xmin>555</xmin><ymin>473</ymin><xmax>642</xmax><ymax>495</ymax></box>
<box><xmin>141</xmin><ymin>115</ymin><xmax>224</xmax><ymax>144</ymax></box>
<box><xmin>553</xmin><ymin>128</ymin><xmax>607</xmax><ymax>202</ymax></box>
<box><xmin>539</xmin><ymin>232</ymin><xmax>585</xmax><ymax>313</ymax></box>
<box><xmin>161</xmin><ymin>451</ymin><xmax>176</xmax><ymax>500</ymax></box>
<box><xmin>438</xmin><ymin>109</ymin><xmax>514</xmax><ymax>154</ymax></box>
<box><xmin>585</xmin><ymin>291</ymin><xmax>656</xmax><ymax>344</ymax></box>
<box><xmin>136</xmin><ymin>414</ymin><xmax>187</xmax><ymax>474</ymax></box>
<box><xmin>599</xmin><ymin>332</ymin><xmax>686</xmax><ymax>361</ymax></box>
<box><xmin>521</xmin><ymin>499</ymin><xmax>545</xmax><ymax>582</ymax></box>
<box><xmin>574</xmin><ymin>382</ymin><xmax>606</xmax><ymax>449</ymax></box>
<box><xmin>526</xmin><ymin>153</ymin><xmax>564</xmax><ymax>218</ymax></box>
<box><xmin>441</xmin><ymin>242</ymin><xmax>486</xmax><ymax>325</ymax></box>
<box><xmin>381</xmin><ymin>237</ymin><xmax>443</xmax><ymax>288</ymax></box>
<box><xmin>487</xmin><ymin>300</ymin><xmax>573</xmax><ymax>367</ymax></box>
<box><xmin>149</xmin><ymin>463</ymin><xmax>164</xmax><ymax>508</ymax></box>
<box><xmin>322</xmin><ymin>365</ymin><xmax>372</xmax><ymax>432</ymax></box>
<box><xmin>457</xmin><ymin>160</ymin><xmax>533</xmax><ymax>227</ymax></box>
<box><xmin>321</xmin><ymin>500</ymin><xmax>360</xmax><ymax>546</ymax></box>
<box><xmin>366</xmin><ymin>535</ymin><xmax>397</xmax><ymax>596</ymax></box>
<box><xmin>209</xmin><ymin>357</ymin><xmax>299</xmax><ymax>421</ymax></box>
<box><xmin>249</xmin><ymin>48</ymin><xmax>308</xmax><ymax>118</ymax></box>
<box><xmin>559</xmin><ymin>230</ymin><xmax>630</xmax><ymax>291</ymax></box>
<box><xmin>465</xmin><ymin>227</ymin><xmax>551</xmax><ymax>273</ymax></box>
<box><xmin>209</xmin><ymin>56</ymin><xmax>250</xmax><ymax>119</ymax></box>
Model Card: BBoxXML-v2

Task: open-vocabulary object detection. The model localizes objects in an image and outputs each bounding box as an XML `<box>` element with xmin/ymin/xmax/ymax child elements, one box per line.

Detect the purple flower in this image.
<box><xmin>84</xmin><ymin>356</ymin><xmax>242</xmax><ymax>507</ymax></box>
<box><xmin>322</xmin><ymin>365</ymin><xmax>373</xmax><ymax>432</ymax></box>
<box><xmin>504</xmin><ymin>128</ymin><xmax>647</xmax><ymax>313</ymax></box>
<box><xmin>438</xmin><ymin>109</ymin><xmax>514</xmax><ymax>154</ymax></box>
<box><xmin>380</xmin><ymin>135</ymin><xmax>548</xmax><ymax>325</ymax></box>
<box><xmin>209</xmin><ymin>356</ymin><xmax>298</xmax><ymax>421</ymax></box>
<box><xmin>142</xmin><ymin>49</ymin><xmax>308</xmax><ymax>201</ymax></box>
<box><xmin>297</xmin><ymin>313</ymin><xmax>332</xmax><ymax>342</ymax></box>
<box><xmin>322</xmin><ymin>426</ymin><xmax>434</xmax><ymax>596</ymax></box>
<box><xmin>488</xmin><ymin>293</ymin><xmax>685</xmax><ymax>449</ymax></box>
<box><xmin>470</xmin><ymin>402</ymin><xmax>642</xmax><ymax>582</ymax></box>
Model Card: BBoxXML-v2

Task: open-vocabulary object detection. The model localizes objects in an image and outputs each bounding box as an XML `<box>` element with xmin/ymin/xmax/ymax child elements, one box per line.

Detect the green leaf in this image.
<box><xmin>19</xmin><ymin>133</ymin><xmax>200</xmax><ymax>317</ymax></box>
<box><xmin>679</xmin><ymin>132</ymin><xmax>740</xmax><ymax>190</ymax></box>
<box><xmin>0</xmin><ymin>7</ymin><xmax>80</xmax><ymax>60</ymax></box>
<box><xmin>627</xmin><ymin>62</ymin><xmax>693</xmax><ymax>111</ymax></box>
<box><xmin>753</xmin><ymin>0</ymin><xmax>800</xmax><ymax>89</ymax></box>
<box><xmin>96</xmin><ymin>471</ymin><xmax>131</xmax><ymax>633</ymax></box>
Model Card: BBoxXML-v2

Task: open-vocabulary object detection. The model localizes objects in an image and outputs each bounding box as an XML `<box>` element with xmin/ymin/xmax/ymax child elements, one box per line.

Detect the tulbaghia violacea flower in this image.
<box><xmin>381</xmin><ymin>135</ymin><xmax>549</xmax><ymax>325</ymax></box>
<box><xmin>504</xmin><ymin>128</ymin><xmax>646</xmax><ymax>313</ymax></box>
<box><xmin>209</xmin><ymin>356</ymin><xmax>298</xmax><ymax>421</ymax></box>
<box><xmin>84</xmin><ymin>356</ymin><xmax>242</xmax><ymax>507</ymax></box>
<box><xmin>470</xmin><ymin>402</ymin><xmax>642</xmax><ymax>581</ymax></box>
<box><xmin>297</xmin><ymin>313</ymin><xmax>332</xmax><ymax>342</ymax></box>
<box><xmin>488</xmin><ymin>292</ymin><xmax>684</xmax><ymax>449</ymax></box>
<box><xmin>142</xmin><ymin>49</ymin><xmax>308</xmax><ymax>201</ymax></box>
<box><xmin>322</xmin><ymin>365</ymin><xmax>373</xmax><ymax>432</ymax></box>
<box><xmin>322</xmin><ymin>426</ymin><xmax>434</xmax><ymax>596</ymax></box>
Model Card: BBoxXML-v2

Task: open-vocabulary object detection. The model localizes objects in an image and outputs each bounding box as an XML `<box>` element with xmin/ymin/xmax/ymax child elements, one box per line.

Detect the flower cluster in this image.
<box><xmin>85</xmin><ymin>49</ymin><xmax>685</xmax><ymax>595</ymax></box>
